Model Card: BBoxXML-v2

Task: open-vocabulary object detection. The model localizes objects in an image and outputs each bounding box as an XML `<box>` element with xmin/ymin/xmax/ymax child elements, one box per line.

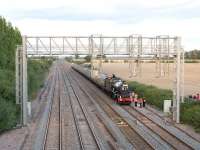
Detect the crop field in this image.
<box><xmin>101</xmin><ymin>62</ymin><xmax>200</xmax><ymax>96</ymax></box>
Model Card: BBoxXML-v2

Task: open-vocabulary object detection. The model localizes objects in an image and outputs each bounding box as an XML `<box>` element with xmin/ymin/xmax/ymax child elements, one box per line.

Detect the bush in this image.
<box><xmin>180</xmin><ymin>101</ymin><xmax>200</xmax><ymax>132</ymax></box>
<box><xmin>104</xmin><ymin>59</ymin><xmax>109</xmax><ymax>63</ymax></box>
<box><xmin>28</xmin><ymin>58</ymin><xmax>53</xmax><ymax>100</ymax></box>
<box><xmin>0</xmin><ymin>16</ymin><xmax>22</xmax><ymax>132</ymax></box>
<box><xmin>75</xmin><ymin>54</ymin><xmax>79</xmax><ymax>59</ymax></box>
<box><xmin>129</xmin><ymin>81</ymin><xmax>200</xmax><ymax>132</ymax></box>
<box><xmin>185</xmin><ymin>50</ymin><xmax>200</xmax><ymax>59</ymax></box>
<box><xmin>128</xmin><ymin>81</ymin><xmax>173</xmax><ymax>110</ymax></box>
<box><xmin>0</xmin><ymin>98</ymin><xmax>19</xmax><ymax>132</ymax></box>
<box><xmin>65</xmin><ymin>56</ymin><xmax>73</xmax><ymax>62</ymax></box>
<box><xmin>0</xmin><ymin>16</ymin><xmax>54</xmax><ymax>132</ymax></box>
<box><xmin>185</xmin><ymin>60</ymin><xmax>199</xmax><ymax>63</ymax></box>
<box><xmin>84</xmin><ymin>55</ymin><xmax>92</xmax><ymax>62</ymax></box>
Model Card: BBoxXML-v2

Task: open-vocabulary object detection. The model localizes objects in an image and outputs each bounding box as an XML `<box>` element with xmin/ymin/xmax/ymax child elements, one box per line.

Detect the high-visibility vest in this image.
<box><xmin>138</xmin><ymin>98</ymin><xmax>142</xmax><ymax>103</ymax></box>
<box><xmin>134</xmin><ymin>98</ymin><xmax>137</xmax><ymax>102</ymax></box>
<box><xmin>197</xmin><ymin>94</ymin><xmax>200</xmax><ymax>100</ymax></box>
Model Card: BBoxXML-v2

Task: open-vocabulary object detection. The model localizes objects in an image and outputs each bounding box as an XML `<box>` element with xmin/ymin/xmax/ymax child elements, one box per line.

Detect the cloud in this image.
<box><xmin>2</xmin><ymin>0</ymin><xmax>199</xmax><ymax>23</ymax></box>
<box><xmin>0</xmin><ymin>0</ymin><xmax>200</xmax><ymax>50</ymax></box>
<box><xmin>0</xmin><ymin>0</ymin><xmax>197</xmax><ymax>10</ymax></box>
<box><xmin>12</xmin><ymin>17</ymin><xmax>200</xmax><ymax>50</ymax></box>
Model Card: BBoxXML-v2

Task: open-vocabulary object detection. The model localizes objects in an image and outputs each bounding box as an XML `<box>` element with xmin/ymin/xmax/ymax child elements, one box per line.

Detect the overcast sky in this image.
<box><xmin>1</xmin><ymin>0</ymin><xmax>200</xmax><ymax>50</ymax></box>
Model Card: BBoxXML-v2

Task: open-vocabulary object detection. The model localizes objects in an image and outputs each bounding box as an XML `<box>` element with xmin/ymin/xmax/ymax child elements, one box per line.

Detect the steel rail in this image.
<box><xmin>42</xmin><ymin>68</ymin><xmax>58</xmax><ymax>150</ymax></box>
<box><xmin>69</xmin><ymin>68</ymin><xmax>154</xmax><ymax>149</ymax></box>
<box><xmin>61</xmin><ymin>65</ymin><xmax>103</xmax><ymax>150</ymax></box>
<box><xmin>42</xmin><ymin>67</ymin><xmax>62</xmax><ymax>150</ymax></box>
<box><xmin>71</xmin><ymin>67</ymin><xmax>199</xmax><ymax>149</ymax></box>
<box><xmin>123</xmin><ymin>106</ymin><xmax>192</xmax><ymax>150</ymax></box>
<box><xmin>58</xmin><ymin>70</ymin><xmax>63</xmax><ymax>150</ymax></box>
<box><xmin>145</xmin><ymin>105</ymin><xmax>200</xmax><ymax>145</ymax></box>
<box><xmin>60</xmin><ymin>66</ymin><xmax>85</xmax><ymax>150</ymax></box>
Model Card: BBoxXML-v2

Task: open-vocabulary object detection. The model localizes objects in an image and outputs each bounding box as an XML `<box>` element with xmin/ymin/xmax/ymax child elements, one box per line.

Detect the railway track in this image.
<box><xmin>21</xmin><ymin>67</ymin><xmax>57</xmax><ymax>150</ymax></box>
<box><xmin>145</xmin><ymin>105</ymin><xmax>200</xmax><ymax>143</ymax></box>
<box><xmin>133</xmin><ymin>105</ymin><xmax>200</xmax><ymax>149</ymax></box>
<box><xmin>42</xmin><ymin>68</ymin><xmax>63</xmax><ymax>150</ymax></box>
<box><xmin>61</xmin><ymin>65</ymin><xmax>104</xmax><ymax>150</ymax></box>
<box><xmin>68</xmin><ymin>67</ymin><xmax>154</xmax><ymax>150</ymax></box>
<box><xmin>70</xmin><ymin>65</ymin><xmax>200</xmax><ymax>149</ymax></box>
<box><xmin>123</xmin><ymin>105</ymin><xmax>192</xmax><ymax>150</ymax></box>
<box><xmin>31</xmin><ymin>62</ymin><xmax>200</xmax><ymax>150</ymax></box>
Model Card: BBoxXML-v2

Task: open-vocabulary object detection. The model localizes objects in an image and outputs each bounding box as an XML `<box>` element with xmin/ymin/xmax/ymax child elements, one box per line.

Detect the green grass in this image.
<box><xmin>185</xmin><ymin>60</ymin><xmax>199</xmax><ymax>63</ymax></box>
<box><xmin>128</xmin><ymin>81</ymin><xmax>200</xmax><ymax>132</ymax></box>
<box><xmin>128</xmin><ymin>81</ymin><xmax>172</xmax><ymax>110</ymax></box>
<box><xmin>0</xmin><ymin>98</ymin><xmax>19</xmax><ymax>132</ymax></box>
<box><xmin>28</xmin><ymin>58</ymin><xmax>53</xmax><ymax>100</ymax></box>
<box><xmin>180</xmin><ymin>101</ymin><xmax>200</xmax><ymax>132</ymax></box>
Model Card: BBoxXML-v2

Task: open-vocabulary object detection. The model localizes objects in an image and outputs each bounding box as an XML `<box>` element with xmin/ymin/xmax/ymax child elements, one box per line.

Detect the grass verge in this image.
<box><xmin>28</xmin><ymin>58</ymin><xmax>53</xmax><ymax>100</ymax></box>
<box><xmin>128</xmin><ymin>81</ymin><xmax>200</xmax><ymax>132</ymax></box>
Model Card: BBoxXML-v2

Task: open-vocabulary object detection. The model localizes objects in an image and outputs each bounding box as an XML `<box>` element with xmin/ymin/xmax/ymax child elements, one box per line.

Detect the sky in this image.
<box><xmin>0</xmin><ymin>0</ymin><xmax>200</xmax><ymax>50</ymax></box>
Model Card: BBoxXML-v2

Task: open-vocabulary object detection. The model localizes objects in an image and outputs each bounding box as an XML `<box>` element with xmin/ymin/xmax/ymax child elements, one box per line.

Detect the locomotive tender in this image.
<box><xmin>72</xmin><ymin>64</ymin><xmax>132</xmax><ymax>104</ymax></box>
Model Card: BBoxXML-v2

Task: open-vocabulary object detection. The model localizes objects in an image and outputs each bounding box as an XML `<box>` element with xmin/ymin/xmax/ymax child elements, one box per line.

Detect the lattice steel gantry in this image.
<box><xmin>16</xmin><ymin>35</ymin><xmax>184</xmax><ymax>125</ymax></box>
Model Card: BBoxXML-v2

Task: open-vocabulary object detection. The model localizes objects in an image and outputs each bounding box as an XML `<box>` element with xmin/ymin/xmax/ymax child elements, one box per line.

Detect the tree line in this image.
<box><xmin>0</xmin><ymin>16</ymin><xmax>22</xmax><ymax>131</ymax></box>
<box><xmin>185</xmin><ymin>50</ymin><xmax>200</xmax><ymax>59</ymax></box>
<box><xmin>0</xmin><ymin>17</ymin><xmax>53</xmax><ymax>132</ymax></box>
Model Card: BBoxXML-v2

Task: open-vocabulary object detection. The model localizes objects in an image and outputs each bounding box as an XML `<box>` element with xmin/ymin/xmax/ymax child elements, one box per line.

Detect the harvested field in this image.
<box><xmin>100</xmin><ymin>63</ymin><xmax>200</xmax><ymax>96</ymax></box>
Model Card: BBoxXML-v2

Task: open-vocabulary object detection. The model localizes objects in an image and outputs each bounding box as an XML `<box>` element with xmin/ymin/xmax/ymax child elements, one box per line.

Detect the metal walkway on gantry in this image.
<box><xmin>25</xmin><ymin>35</ymin><xmax>179</xmax><ymax>56</ymax></box>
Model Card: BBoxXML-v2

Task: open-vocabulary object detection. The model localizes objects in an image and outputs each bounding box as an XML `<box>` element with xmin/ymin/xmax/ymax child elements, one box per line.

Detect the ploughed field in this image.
<box><xmin>101</xmin><ymin>63</ymin><xmax>200</xmax><ymax>96</ymax></box>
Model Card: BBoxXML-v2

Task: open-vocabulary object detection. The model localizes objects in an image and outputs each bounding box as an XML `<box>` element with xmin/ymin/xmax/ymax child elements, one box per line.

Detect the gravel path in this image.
<box><xmin>0</xmin><ymin>127</ymin><xmax>28</xmax><ymax>150</ymax></box>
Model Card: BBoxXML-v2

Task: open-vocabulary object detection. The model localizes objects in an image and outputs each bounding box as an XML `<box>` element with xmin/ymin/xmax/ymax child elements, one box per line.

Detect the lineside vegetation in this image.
<box><xmin>128</xmin><ymin>81</ymin><xmax>200</xmax><ymax>132</ymax></box>
<box><xmin>28</xmin><ymin>58</ymin><xmax>53</xmax><ymax>100</ymax></box>
<box><xmin>0</xmin><ymin>17</ymin><xmax>53</xmax><ymax>132</ymax></box>
<box><xmin>0</xmin><ymin>16</ymin><xmax>21</xmax><ymax>132</ymax></box>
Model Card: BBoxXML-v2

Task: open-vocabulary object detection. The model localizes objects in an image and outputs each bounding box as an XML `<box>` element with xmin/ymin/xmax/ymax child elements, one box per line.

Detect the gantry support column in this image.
<box><xmin>173</xmin><ymin>37</ymin><xmax>182</xmax><ymax>123</ymax></box>
<box><xmin>137</xmin><ymin>36</ymin><xmax>142</xmax><ymax>77</ymax></box>
<box><xmin>99</xmin><ymin>35</ymin><xmax>104</xmax><ymax>74</ymax></box>
<box><xmin>16</xmin><ymin>36</ymin><xmax>28</xmax><ymax>126</ymax></box>
<box><xmin>89</xmin><ymin>35</ymin><xmax>95</xmax><ymax>77</ymax></box>
<box><xmin>181</xmin><ymin>48</ymin><xmax>185</xmax><ymax>103</ymax></box>
<box><xmin>129</xmin><ymin>36</ymin><xmax>134</xmax><ymax>77</ymax></box>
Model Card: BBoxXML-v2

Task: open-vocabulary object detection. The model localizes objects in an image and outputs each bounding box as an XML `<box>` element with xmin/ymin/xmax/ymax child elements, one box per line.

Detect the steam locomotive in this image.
<box><xmin>72</xmin><ymin>64</ymin><xmax>132</xmax><ymax>104</ymax></box>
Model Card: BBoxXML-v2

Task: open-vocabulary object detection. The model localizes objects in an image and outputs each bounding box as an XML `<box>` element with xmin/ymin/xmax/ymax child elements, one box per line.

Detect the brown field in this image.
<box><xmin>100</xmin><ymin>63</ymin><xmax>200</xmax><ymax>96</ymax></box>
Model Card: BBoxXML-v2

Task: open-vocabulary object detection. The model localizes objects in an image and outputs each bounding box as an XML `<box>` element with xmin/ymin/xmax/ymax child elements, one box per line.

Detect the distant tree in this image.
<box><xmin>75</xmin><ymin>54</ymin><xmax>79</xmax><ymax>59</ymax></box>
<box><xmin>185</xmin><ymin>50</ymin><xmax>200</xmax><ymax>59</ymax></box>
<box><xmin>0</xmin><ymin>16</ymin><xmax>22</xmax><ymax>131</ymax></box>
<box><xmin>84</xmin><ymin>55</ymin><xmax>92</xmax><ymax>62</ymax></box>
<box><xmin>65</xmin><ymin>56</ymin><xmax>73</xmax><ymax>62</ymax></box>
<box><xmin>96</xmin><ymin>54</ymin><xmax>106</xmax><ymax>59</ymax></box>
